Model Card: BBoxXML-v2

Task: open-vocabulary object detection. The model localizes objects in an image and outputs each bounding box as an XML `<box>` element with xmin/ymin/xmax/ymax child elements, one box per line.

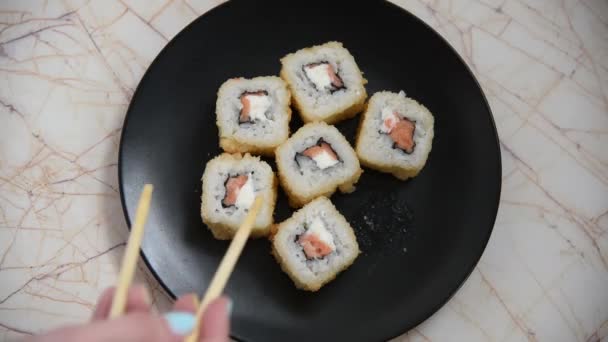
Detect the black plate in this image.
<box><xmin>119</xmin><ymin>1</ymin><xmax>501</xmax><ymax>341</ymax></box>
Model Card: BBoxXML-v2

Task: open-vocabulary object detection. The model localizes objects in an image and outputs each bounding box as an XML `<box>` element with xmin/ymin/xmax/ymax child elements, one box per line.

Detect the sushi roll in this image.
<box><xmin>216</xmin><ymin>76</ymin><xmax>291</xmax><ymax>156</ymax></box>
<box><xmin>355</xmin><ymin>91</ymin><xmax>435</xmax><ymax>180</ymax></box>
<box><xmin>275</xmin><ymin>122</ymin><xmax>362</xmax><ymax>207</ymax></box>
<box><xmin>280</xmin><ymin>41</ymin><xmax>367</xmax><ymax>124</ymax></box>
<box><xmin>271</xmin><ymin>196</ymin><xmax>360</xmax><ymax>291</ymax></box>
<box><xmin>201</xmin><ymin>153</ymin><xmax>277</xmax><ymax>239</ymax></box>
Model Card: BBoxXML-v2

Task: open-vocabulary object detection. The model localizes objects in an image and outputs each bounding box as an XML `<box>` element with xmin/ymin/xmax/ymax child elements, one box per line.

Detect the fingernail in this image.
<box><xmin>163</xmin><ymin>311</ymin><xmax>196</xmax><ymax>336</ymax></box>
<box><xmin>226</xmin><ymin>299</ymin><xmax>233</xmax><ymax>317</ymax></box>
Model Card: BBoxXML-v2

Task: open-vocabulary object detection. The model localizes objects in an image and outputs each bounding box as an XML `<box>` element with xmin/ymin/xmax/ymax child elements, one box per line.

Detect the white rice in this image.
<box><xmin>201</xmin><ymin>153</ymin><xmax>276</xmax><ymax>238</ymax></box>
<box><xmin>280</xmin><ymin>41</ymin><xmax>367</xmax><ymax>123</ymax></box>
<box><xmin>356</xmin><ymin>91</ymin><xmax>434</xmax><ymax>177</ymax></box>
<box><xmin>216</xmin><ymin>76</ymin><xmax>291</xmax><ymax>153</ymax></box>
<box><xmin>276</xmin><ymin>122</ymin><xmax>362</xmax><ymax>206</ymax></box>
<box><xmin>272</xmin><ymin>197</ymin><xmax>359</xmax><ymax>290</ymax></box>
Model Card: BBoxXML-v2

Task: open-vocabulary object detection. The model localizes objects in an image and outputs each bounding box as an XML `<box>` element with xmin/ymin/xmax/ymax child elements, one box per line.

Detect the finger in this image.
<box><xmin>45</xmin><ymin>312</ymin><xmax>181</xmax><ymax>342</ymax></box>
<box><xmin>91</xmin><ymin>285</ymin><xmax>151</xmax><ymax>321</ymax></box>
<box><xmin>92</xmin><ymin>287</ymin><xmax>115</xmax><ymax>321</ymax></box>
<box><xmin>173</xmin><ymin>293</ymin><xmax>199</xmax><ymax>313</ymax></box>
<box><xmin>199</xmin><ymin>297</ymin><xmax>230</xmax><ymax>342</ymax></box>
<box><xmin>124</xmin><ymin>285</ymin><xmax>152</xmax><ymax>313</ymax></box>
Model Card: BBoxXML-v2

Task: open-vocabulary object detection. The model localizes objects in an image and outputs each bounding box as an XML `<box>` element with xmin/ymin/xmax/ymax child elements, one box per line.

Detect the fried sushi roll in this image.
<box><xmin>356</xmin><ymin>91</ymin><xmax>434</xmax><ymax>180</ymax></box>
<box><xmin>216</xmin><ymin>76</ymin><xmax>291</xmax><ymax>156</ymax></box>
<box><xmin>271</xmin><ymin>196</ymin><xmax>360</xmax><ymax>291</ymax></box>
<box><xmin>280</xmin><ymin>41</ymin><xmax>367</xmax><ymax>124</ymax></box>
<box><xmin>275</xmin><ymin>122</ymin><xmax>362</xmax><ymax>207</ymax></box>
<box><xmin>201</xmin><ymin>153</ymin><xmax>277</xmax><ymax>239</ymax></box>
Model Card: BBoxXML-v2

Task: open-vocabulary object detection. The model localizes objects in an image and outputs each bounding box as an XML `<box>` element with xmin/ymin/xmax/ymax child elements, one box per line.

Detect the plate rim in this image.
<box><xmin>117</xmin><ymin>1</ymin><xmax>502</xmax><ymax>341</ymax></box>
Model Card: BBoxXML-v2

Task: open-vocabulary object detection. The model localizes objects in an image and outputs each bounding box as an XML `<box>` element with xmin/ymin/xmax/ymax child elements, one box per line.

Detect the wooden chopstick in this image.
<box><xmin>109</xmin><ymin>184</ymin><xmax>154</xmax><ymax>318</ymax></box>
<box><xmin>185</xmin><ymin>195</ymin><xmax>264</xmax><ymax>342</ymax></box>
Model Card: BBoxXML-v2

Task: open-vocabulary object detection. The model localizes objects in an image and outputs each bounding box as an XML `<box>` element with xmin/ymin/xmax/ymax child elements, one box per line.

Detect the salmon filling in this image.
<box><xmin>299</xmin><ymin>233</ymin><xmax>333</xmax><ymax>259</ymax></box>
<box><xmin>298</xmin><ymin>138</ymin><xmax>340</xmax><ymax>169</ymax></box>
<box><xmin>297</xmin><ymin>217</ymin><xmax>336</xmax><ymax>259</ymax></box>
<box><xmin>303</xmin><ymin>62</ymin><xmax>345</xmax><ymax>93</ymax></box>
<box><xmin>390</xmin><ymin>119</ymin><xmax>416</xmax><ymax>153</ymax></box>
<box><xmin>380</xmin><ymin>109</ymin><xmax>416</xmax><ymax>154</ymax></box>
<box><xmin>239</xmin><ymin>90</ymin><xmax>270</xmax><ymax>124</ymax></box>
<box><xmin>222</xmin><ymin>174</ymin><xmax>250</xmax><ymax>207</ymax></box>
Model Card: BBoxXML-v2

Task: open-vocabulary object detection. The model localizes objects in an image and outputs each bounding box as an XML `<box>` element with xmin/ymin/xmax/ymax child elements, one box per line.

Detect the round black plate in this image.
<box><xmin>119</xmin><ymin>1</ymin><xmax>501</xmax><ymax>341</ymax></box>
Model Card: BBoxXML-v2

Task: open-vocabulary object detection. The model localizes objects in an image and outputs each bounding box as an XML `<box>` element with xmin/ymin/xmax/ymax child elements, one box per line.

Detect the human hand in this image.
<box><xmin>26</xmin><ymin>285</ymin><xmax>230</xmax><ymax>342</ymax></box>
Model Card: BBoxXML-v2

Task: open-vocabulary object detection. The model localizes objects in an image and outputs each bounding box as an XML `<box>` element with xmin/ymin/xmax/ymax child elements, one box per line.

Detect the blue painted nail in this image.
<box><xmin>163</xmin><ymin>311</ymin><xmax>196</xmax><ymax>336</ymax></box>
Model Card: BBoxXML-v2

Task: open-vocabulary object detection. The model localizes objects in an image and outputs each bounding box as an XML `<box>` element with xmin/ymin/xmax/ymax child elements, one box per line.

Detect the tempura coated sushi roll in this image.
<box><xmin>356</xmin><ymin>91</ymin><xmax>434</xmax><ymax>180</ymax></box>
<box><xmin>271</xmin><ymin>197</ymin><xmax>360</xmax><ymax>291</ymax></box>
<box><xmin>275</xmin><ymin>122</ymin><xmax>362</xmax><ymax>207</ymax></box>
<box><xmin>216</xmin><ymin>76</ymin><xmax>291</xmax><ymax>156</ymax></box>
<box><xmin>201</xmin><ymin>153</ymin><xmax>277</xmax><ymax>239</ymax></box>
<box><xmin>280</xmin><ymin>41</ymin><xmax>367</xmax><ymax>124</ymax></box>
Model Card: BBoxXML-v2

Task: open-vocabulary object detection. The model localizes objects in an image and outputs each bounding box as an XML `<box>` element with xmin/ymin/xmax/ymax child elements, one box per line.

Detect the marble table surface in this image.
<box><xmin>0</xmin><ymin>0</ymin><xmax>607</xmax><ymax>341</ymax></box>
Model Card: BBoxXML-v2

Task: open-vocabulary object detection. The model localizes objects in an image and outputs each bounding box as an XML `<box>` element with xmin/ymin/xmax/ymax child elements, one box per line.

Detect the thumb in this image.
<box><xmin>199</xmin><ymin>297</ymin><xmax>231</xmax><ymax>342</ymax></box>
<box><xmin>33</xmin><ymin>312</ymin><xmax>184</xmax><ymax>342</ymax></box>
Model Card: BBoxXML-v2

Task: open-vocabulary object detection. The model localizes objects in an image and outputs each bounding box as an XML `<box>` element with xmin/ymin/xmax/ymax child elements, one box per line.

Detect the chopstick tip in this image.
<box><xmin>143</xmin><ymin>184</ymin><xmax>154</xmax><ymax>194</ymax></box>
